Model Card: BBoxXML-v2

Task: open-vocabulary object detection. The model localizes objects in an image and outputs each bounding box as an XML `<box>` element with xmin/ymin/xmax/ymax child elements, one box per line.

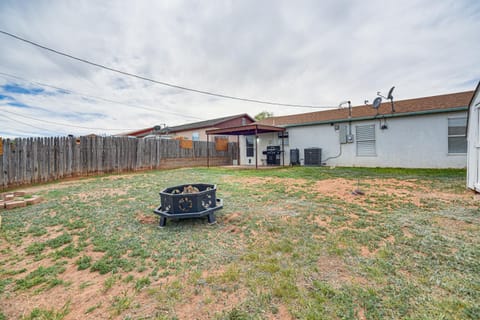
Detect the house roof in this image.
<box><xmin>161</xmin><ymin>113</ymin><xmax>254</xmax><ymax>133</ymax></box>
<box><xmin>256</xmin><ymin>91</ymin><xmax>474</xmax><ymax>128</ymax></box>
<box><xmin>122</xmin><ymin>113</ymin><xmax>254</xmax><ymax>137</ymax></box>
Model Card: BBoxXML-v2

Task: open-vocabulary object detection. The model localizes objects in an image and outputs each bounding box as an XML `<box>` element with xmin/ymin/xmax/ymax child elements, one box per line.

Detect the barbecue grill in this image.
<box><xmin>262</xmin><ymin>145</ymin><xmax>282</xmax><ymax>165</ymax></box>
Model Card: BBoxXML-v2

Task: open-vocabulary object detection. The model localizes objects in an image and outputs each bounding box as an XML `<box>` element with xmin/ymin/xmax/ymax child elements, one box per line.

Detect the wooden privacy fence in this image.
<box><xmin>0</xmin><ymin>136</ymin><xmax>238</xmax><ymax>189</ymax></box>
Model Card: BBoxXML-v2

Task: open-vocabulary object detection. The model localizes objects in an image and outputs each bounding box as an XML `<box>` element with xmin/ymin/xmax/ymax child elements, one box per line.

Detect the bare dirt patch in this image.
<box><xmin>226</xmin><ymin>176</ymin><xmax>309</xmax><ymax>193</ymax></box>
<box><xmin>228</xmin><ymin>176</ymin><xmax>471</xmax><ymax>212</ymax></box>
<box><xmin>174</xmin><ymin>287</ymin><xmax>248</xmax><ymax>320</ymax></box>
<box><xmin>316</xmin><ymin>254</ymin><xmax>367</xmax><ymax>289</ymax></box>
<box><xmin>135</xmin><ymin>211</ymin><xmax>158</xmax><ymax>225</ymax></box>
<box><xmin>267</xmin><ymin>304</ymin><xmax>294</xmax><ymax>320</ymax></box>
<box><xmin>433</xmin><ymin>216</ymin><xmax>478</xmax><ymax>234</ymax></box>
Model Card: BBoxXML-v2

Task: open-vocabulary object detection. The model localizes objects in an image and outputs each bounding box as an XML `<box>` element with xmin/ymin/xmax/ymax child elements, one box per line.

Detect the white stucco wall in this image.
<box><xmin>467</xmin><ymin>90</ymin><xmax>480</xmax><ymax>191</ymax></box>
<box><xmin>239</xmin><ymin>132</ymin><xmax>290</xmax><ymax>166</ymax></box>
<box><xmin>239</xmin><ymin>111</ymin><xmax>467</xmax><ymax>168</ymax></box>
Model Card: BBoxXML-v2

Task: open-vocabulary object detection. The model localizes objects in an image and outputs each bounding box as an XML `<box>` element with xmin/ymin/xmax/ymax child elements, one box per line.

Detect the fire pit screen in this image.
<box><xmin>153</xmin><ymin>184</ymin><xmax>223</xmax><ymax>227</ymax></box>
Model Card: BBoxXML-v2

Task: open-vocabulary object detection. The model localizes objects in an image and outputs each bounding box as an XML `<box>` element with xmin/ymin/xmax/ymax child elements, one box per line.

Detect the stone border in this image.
<box><xmin>0</xmin><ymin>191</ymin><xmax>43</xmax><ymax>210</ymax></box>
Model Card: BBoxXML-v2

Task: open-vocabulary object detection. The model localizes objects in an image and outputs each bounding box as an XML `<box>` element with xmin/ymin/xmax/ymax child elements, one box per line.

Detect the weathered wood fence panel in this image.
<box><xmin>0</xmin><ymin>136</ymin><xmax>237</xmax><ymax>189</ymax></box>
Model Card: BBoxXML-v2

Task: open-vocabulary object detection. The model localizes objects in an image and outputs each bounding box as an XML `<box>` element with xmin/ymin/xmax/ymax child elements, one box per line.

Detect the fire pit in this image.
<box><xmin>153</xmin><ymin>184</ymin><xmax>223</xmax><ymax>227</ymax></box>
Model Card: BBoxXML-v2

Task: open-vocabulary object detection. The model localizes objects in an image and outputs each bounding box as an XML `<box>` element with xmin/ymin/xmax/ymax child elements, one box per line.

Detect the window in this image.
<box><xmin>192</xmin><ymin>132</ymin><xmax>200</xmax><ymax>141</ymax></box>
<box><xmin>356</xmin><ymin>125</ymin><xmax>376</xmax><ymax>156</ymax></box>
<box><xmin>448</xmin><ymin>117</ymin><xmax>467</xmax><ymax>154</ymax></box>
<box><xmin>246</xmin><ymin>136</ymin><xmax>254</xmax><ymax>157</ymax></box>
<box><xmin>278</xmin><ymin>131</ymin><xmax>289</xmax><ymax>146</ymax></box>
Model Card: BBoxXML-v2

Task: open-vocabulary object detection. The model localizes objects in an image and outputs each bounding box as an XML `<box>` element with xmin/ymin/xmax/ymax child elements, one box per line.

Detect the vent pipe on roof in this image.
<box><xmin>338</xmin><ymin>100</ymin><xmax>352</xmax><ymax>119</ymax></box>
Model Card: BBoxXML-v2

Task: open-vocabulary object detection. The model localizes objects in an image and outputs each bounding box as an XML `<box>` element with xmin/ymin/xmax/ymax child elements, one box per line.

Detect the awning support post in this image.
<box><xmin>237</xmin><ymin>135</ymin><xmax>240</xmax><ymax>166</ymax></box>
<box><xmin>255</xmin><ymin>127</ymin><xmax>258</xmax><ymax>169</ymax></box>
<box><xmin>207</xmin><ymin>134</ymin><xmax>210</xmax><ymax>168</ymax></box>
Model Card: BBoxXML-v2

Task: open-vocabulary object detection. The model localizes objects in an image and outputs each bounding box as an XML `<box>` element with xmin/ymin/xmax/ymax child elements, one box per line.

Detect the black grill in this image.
<box><xmin>262</xmin><ymin>145</ymin><xmax>282</xmax><ymax>165</ymax></box>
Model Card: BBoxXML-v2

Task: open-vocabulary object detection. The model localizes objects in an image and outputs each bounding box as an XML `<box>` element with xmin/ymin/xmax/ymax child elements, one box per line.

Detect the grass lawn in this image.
<box><xmin>0</xmin><ymin>167</ymin><xmax>479</xmax><ymax>319</ymax></box>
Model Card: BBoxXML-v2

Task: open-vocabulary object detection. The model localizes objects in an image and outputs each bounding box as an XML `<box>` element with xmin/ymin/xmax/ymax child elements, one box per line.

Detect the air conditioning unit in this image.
<box><xmin>304</xmin><ymin>148</ymin><xmax>322</xmax><ymax>166</ymax></box>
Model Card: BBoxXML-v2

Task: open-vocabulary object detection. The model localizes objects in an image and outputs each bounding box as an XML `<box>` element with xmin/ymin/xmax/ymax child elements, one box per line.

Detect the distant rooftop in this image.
<box><xmin>122</xmin><ymin>113</ymin><xmax>254</xmax><ymax>137</ymax></box>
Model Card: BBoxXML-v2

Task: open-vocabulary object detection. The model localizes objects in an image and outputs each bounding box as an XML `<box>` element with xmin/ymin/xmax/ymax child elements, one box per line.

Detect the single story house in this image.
<box><xmin>236</xmin><ymin>90</ymin><xmax>474</xmax><ymax>168</ymax></box>
<box><xmin>122</xmin><ymin>113</ymin><xmax>255</xmax><ymax>142</ymax></box>
<box><xmin>467</xmin><ymin>82</ymin><xmax>480</xmax><ymax>192</ymax></box>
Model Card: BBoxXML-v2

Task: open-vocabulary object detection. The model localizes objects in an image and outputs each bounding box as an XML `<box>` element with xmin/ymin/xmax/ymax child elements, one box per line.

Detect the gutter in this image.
<box><xmin>282</xmin><ymin>106</ymin><xmax>468</xmax><ymax>128</ymax></box>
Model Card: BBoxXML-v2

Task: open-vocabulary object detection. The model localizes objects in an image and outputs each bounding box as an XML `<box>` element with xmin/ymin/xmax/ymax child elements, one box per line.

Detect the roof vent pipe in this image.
<box><xmin>338</xmin><ymin>101</ymin><xmax>352</xmax><ymax>119</ymax></box>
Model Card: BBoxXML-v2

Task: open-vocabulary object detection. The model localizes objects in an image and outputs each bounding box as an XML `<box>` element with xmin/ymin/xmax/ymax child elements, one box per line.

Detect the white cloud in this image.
<box><xmin>0</xmin><ymin>0</ymin><xmax>478</xmax><ymax>138</ymax></box>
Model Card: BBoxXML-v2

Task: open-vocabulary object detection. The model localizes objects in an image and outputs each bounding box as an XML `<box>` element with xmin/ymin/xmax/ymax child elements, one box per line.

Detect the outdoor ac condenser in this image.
<box><xmin>304</xmin><ymin>148</ymin><xmax>322</xmax><ymax>166</ymax></box>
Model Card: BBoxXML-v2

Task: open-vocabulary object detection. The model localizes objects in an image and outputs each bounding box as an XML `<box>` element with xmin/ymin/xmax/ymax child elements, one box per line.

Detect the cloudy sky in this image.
<box><xmin>0</xmin><ymin>0</ymin><xmax>478</xmax><ymax>138</ymax></box>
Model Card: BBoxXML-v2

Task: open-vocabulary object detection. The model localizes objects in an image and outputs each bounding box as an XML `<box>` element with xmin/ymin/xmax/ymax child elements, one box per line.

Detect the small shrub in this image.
<box><xmin>135</xmin><ymin>277</ymin><xmax>151</xmax><ymax>291</ymax></box>
<box><xmin>75</xmin><ymin>256</ymin><xmax>92</xmax><ymax>271</ymax></box>
<box><xmin>46</xmin><ymin>233</ymin><xmax>73</xmax><ymax>249</ymax></box>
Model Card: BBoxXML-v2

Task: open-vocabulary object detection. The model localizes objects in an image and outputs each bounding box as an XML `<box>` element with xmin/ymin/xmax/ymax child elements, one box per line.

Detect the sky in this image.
<box><xmin>0</xmin><ymin>0</ymin><xmax>479</xmax><ymax>138</ymax></box>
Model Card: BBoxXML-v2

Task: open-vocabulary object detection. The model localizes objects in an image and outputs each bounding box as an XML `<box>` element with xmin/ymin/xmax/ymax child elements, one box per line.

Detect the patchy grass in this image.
<box><xmin>0</xmin><ymin>167</ymin><xmax>478</xmax><ymax>319</ymax></box>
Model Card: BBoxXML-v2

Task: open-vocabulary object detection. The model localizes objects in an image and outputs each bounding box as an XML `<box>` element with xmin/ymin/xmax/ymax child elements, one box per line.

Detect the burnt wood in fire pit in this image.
<box><xmin>153</xmin><ymin>184</ymin><xmax>223</xmax><ymax>227</ymax></box>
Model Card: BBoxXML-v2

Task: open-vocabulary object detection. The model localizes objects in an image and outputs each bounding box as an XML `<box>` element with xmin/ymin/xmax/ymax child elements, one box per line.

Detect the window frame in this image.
<box><xmin>356</xmin><ymin>124</ymin><xmax>376</xmax><ymax>157</ymax></box>
<box><xmin>447</xmin><ymin>117</ymin><xmax>467</xmax><ymax>155</ymax></box>
<box><xmin>246</xmin><ymin>135</ymin><xmax>254</xmax><ymax>157</ymax></box>
<box><xmin>192</xmin><ymin>132</ymin><xmax>200</xmax><ymax>141</ymax></box>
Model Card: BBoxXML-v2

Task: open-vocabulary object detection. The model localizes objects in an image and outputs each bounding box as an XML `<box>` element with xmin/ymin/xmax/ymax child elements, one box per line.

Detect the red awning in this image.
<box><xmin>206</xmin><ymin>124</ymin><xmax>285</xmax><ymax>136</ymax></box>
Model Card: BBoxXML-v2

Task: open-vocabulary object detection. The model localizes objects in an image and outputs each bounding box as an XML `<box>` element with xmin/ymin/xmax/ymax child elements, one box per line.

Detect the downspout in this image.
<box><xmin>348</xmin><ymin>101</ymin><xmax>352</xmax><ymax>136</ymax></box>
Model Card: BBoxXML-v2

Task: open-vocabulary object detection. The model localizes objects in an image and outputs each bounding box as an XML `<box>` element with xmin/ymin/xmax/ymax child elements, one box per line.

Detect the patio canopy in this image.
<box><xmin>205</xmin><ymin>124</ymin><xmax>286</xmax><ymax>169</ymax></box>
<box><xmin>205</xmin><ymin>124</ymin><xmax>285</xmax><ymax>136</ymax></box>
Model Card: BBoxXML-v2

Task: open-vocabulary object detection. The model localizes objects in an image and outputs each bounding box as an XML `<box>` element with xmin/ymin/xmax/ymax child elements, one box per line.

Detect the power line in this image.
<box><xmin>1</xmin><ymin>109</ymin><xmax>136</xmax><ymax>131</ymax></box>
<box><xmin>1</xmin><ymin>112</ymin><xmax>66</xmax><ymax>135</ymax></box>
<box><xmin>0</xmin><ymin>71</ymin><xmax>204</xmax><ymax>120</ymax></box>
<box><xmin>0</xmin><ymin>29</ymin><xmax>335</xmax><ymax>109</ymax></box>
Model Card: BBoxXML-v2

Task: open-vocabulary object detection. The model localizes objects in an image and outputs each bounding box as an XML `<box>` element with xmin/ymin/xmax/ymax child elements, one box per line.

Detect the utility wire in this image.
<box><xmin>0</xmin><ymin>30</ymin><xmax>335</xmax><ymax>109</ymax></box>
<box><xmin>0</xmin><ymin>71</ymin><xmax>204</xmax><ymax>120</ymax></box>
<box><xmin>1</xmin><ymin>112</ymin><xmax>66</xmax><ymax>135</ymax></box>
<box><xmin>1</xmin><ymin>109</ymin><xmax>136</xmax><ymax>131</ymax></box>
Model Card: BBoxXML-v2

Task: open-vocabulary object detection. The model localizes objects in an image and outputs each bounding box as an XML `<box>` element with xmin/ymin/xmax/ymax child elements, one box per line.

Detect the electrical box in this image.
<box><xmin>339</xmin><ymin>124</ymin><xmax>354</xmax><ymax>144</ymax></box>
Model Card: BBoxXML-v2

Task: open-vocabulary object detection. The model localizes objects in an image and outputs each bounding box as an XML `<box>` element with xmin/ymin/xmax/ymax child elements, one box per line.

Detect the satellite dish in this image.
<box><xmin>372</xmin><ymin>97</ymin><xmax>382</xmax><ymax>109</ymax></box>
<box><xmin>387</xmin><ymin>86</ymin><xmax>395</xmax><ymax>100</ymax></box>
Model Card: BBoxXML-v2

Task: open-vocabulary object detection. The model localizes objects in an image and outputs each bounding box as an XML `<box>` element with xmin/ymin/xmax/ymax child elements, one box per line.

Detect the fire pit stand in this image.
<box><xmin>153</xmin><ymin>184</ymin><xmax>223</xmax><ymax>227</ymax></box>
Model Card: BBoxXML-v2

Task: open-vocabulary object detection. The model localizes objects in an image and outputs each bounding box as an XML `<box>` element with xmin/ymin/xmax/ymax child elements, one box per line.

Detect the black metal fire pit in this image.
<box><xmin>153</xmin><ymin>184</ymin><xmax>223</xmax><ymax>227</ymax></box>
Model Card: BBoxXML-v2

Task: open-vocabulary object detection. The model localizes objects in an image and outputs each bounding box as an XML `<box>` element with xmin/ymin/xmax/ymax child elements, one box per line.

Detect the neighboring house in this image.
<box><xmin>243</xmin><ymin>90</ymin><xmax>474</xmax><ymax>168</ymax></box>
<box><xmin>122</xmin><ymin>114</ymin><xmax>255</xmax><ymax>142</ymax></box>
<box><xmin>467</xmin><ymin>82</ymin><xmax>480</xmax><ymax>192</ymax></box>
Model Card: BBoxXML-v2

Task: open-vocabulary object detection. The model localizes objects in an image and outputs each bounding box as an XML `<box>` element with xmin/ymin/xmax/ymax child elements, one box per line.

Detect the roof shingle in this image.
<box><xmin>256</xmin><ymin>91</ymin><xmax>474</xmax><ymax>127</ymax></box>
